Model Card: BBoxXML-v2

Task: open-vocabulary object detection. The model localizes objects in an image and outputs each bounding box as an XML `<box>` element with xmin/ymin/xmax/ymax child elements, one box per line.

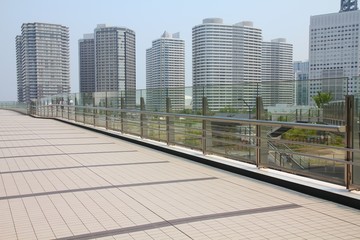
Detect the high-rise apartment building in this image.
<box><xmin>309</xmin><ymin>1</ymin><xmax>360</xmax><ymax>104</ymax></box>
<box><xmin>261</xmin><ymin>38</ymin><xmax>294</xmax><ymax>107</ymax></box>
<box><xmin>16</xmin><ymin>35</ymin><xmax>23</xmax><ymax>102</ymax></box>
<box><xmin>294</xmin><ymin>61</ymin><xmax>310</xmax><ymax>106</ymax></box>
<box><xmin>192</xmin><ymin>18</ymin><xmax>262</xmax><ymax>111</ymax></box>
<box><xmin>94</xmin><ymin>24</ymin><xmax>136</xmax><ymax>107</ymax></box>
<box><xmin>146</xmin><ymin>31</ymin><xmax>185</xmax><ymax>111</ymax></box>
<box><xmin>79</xmin><ymin>34</ymin><xmax>95</xmax><ymax>93</ymax></box>
<box><xmin>16</xmin><ymin>22</ymin><xmax>70</xmax><ymax>103</ymax></box>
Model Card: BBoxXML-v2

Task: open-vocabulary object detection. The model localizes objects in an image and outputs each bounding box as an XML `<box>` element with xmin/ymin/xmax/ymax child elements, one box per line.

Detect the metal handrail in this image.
<box><xmin>25</xmin><ymin>99</ymin><xmax>360</xmax><ymax>189</ymax></box>
<box><xmin>45</xmin><ymin>104</ymin><xmax>346</xmax><ymax>133</ymax></box>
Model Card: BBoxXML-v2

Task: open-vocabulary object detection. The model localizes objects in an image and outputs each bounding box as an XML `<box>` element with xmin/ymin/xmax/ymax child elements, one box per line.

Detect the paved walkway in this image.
<box><xmin>0</xmin><ymin>109</ymin><xmax>359</xmax><ymax>240</ymax></box>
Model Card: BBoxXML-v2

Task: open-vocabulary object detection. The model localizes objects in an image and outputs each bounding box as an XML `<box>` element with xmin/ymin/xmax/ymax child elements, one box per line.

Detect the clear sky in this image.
<box><xmin>0</xmin><ymin>0</ymin><xmax>340</xmax><ymax>101</ymax></box>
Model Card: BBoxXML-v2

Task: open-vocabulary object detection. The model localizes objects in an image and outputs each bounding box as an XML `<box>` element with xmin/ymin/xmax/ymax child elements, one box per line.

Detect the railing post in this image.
<box><xmin>166</xmin><ymin>98</ymin><xmax>174</xmax><ymax>145</ymax></box>
<box><xmin>93</xmin><ymin>94</ymin><xmax>96</xmax><ymax>126</ymax></box>
<box><xmin>74</xmin><ymin>95</ymin><xmax>77</xmax><ymax>122</ymax></box>
<box><xmin>67</xmin><ymin>96</ymin><xmax>70</xmax><ymax>120</ymax></box>
<box><xmin>121</xmin><ymin>97</ymin><xmax>125</xmax><ymax>133</ymax></box>
<box><xmin>345</xmin><ymin>95</ymin><xmax>354</xmax><ymax>189</ymax></box>
<box><xmin>256</xmin><ymin>96</ymin><xmax>263</xmax><ymax>167</ymax></box>
<box><xmin>140</xmin><ymin>97</ymin><xmax>145</xmax><ymax>138</ymax></box>
<box><xmin>105</xmin><ymin>92</ymin><xmax>108</xmax><ymax>129</ymax></box>
<box><xmin>61</xmin><ymin>98</ymin><xmax>64</xmax><ymax>118</ymax></box>
<box><xmin>82</xmin><ymin>94</ymin><xmax>85</xmax><ymax>124</ymax></box>
<box><xmin>51</xmin><ymin>101</ymin><xmax>54</xmax><ymax>118</ymax></box>
<box><xmin>55</xmin><ymin>99</ymin><xmax>58</xmax><ymax>117</ymax></box>
<box><xmin>202</xmin><ymin>97</ymin><xmax>208</xmax><ymax>155</ymax></box>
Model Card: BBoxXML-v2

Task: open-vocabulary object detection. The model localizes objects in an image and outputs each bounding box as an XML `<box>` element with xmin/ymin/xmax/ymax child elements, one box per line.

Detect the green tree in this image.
<box><xmin>312</xmin><ymin>92</ymin><xmax>333</xmax><ymax>108</ymax></box>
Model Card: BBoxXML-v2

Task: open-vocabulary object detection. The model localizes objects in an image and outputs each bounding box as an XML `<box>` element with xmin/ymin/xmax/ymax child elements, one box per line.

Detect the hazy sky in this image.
<box><xmin>0</xmin><ymin>0</ymin><xmax>340</xmax><ymax>101</ymax></box>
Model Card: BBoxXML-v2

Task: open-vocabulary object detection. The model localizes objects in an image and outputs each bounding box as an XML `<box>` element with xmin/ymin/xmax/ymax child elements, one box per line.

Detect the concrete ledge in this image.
<box><xmin>54</xmin><ymin>117</ymin><xmax>360</xmax><ymax>210</ymax></box>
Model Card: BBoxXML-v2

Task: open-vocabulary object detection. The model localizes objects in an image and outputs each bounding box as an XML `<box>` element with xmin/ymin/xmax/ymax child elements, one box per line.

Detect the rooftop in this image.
<box><xmin>0</xmin><ymin>109</ymin><xmax>359</xmax><ymax>240</ymax></box>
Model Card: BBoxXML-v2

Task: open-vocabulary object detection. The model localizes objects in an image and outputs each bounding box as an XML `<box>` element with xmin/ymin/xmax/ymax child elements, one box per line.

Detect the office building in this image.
<box><xmin>192</xmin><ymin>18</ymin><xmax>262</xmax><ymax>111</ymax></box>
<box><xmin>79</xmin><ymin>34</ymin><xmax>95</xmax><ymax>93</ymax></box>
<box><xmin>146</xmin><ymin>31</ymin><xmax>185</xmax><ymax>111</ymax></box>
<box><xmin>16</xmin><ymin>22</ymin><xmax>70</xmax><ymax>103</ymax></box>
<box><xmin>294</xmin><ymin>61</ymin><xmax>310</xmax><ymax>105</ymax></box>
<box><xmin>261</xmin><ymin>38</ymin><xmax>294</xmax><ymax>107</ymax></box>
<box><xmin>309</xmin><ymin>0</ymin><xmax>360</xmax><ymax>104</ymax></box>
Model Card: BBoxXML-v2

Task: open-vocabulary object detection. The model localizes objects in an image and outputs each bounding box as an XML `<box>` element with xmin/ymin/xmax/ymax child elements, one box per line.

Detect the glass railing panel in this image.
<box><xmin>263</xmin><ymin>125</ymin><xmax>346</xmax><ymax>184</ymax></box>
<box><xmin>93</xmin><ymin>92</ymin><xmax>107</xmax><ymax>108</ymax></box>
<box><xmin>192</xmin><ymin>83</ymin><xmax>260</xmax><ymax>113</ymax></box>
<box><xmin>73</xmin><ymin>93</ymin><xmax>83</xmax><ymax>123</ymax></box>
<box><xmin>261</xmin><ymin>79</ymin><xmax>295</xmax><ymax>108</ymax></box>
<box><xmin>25</xmin><ymin>77</ymin><xmax>358</xmax><ymax>187</ymax></box>
<box><xmin>83</xmin><ymin>107</ymin><xmax>94</xmax><ymax>126</ymax></box>
<box><xmin>353</xmin><ymin>77</ymin><xmax>360</xmax><ymax>188</ymax></box>
<box><xmin>76</xmin><ymin>93</ymin><xmax>94</xmax><ymax>124</ymax></box>
<box><xmin>185</xmin><ymin>87</ymin><xmax>193</xmax><ymax>110</ymax></box>
<box><xmin>136</xmin><ymin>89</ymin><xmax>146</xmax><ymax>110</ymax></box>
<box><xmin>107</xmin><ymin>109</ymin><xmax>120</xmax><ymax>131</ymax></box>
<box><xmin>96</xmin><ymin>113</ymin><xmax>106</xmax><ymax>128</ymax></box>
<box><xmin>173</xmin><ymin>116</ymin><xmax>202</xmax><ymax>151</ymax></box>
<box><xmin>143</xmin><ymin>113</ymin><xmax>167</xmax><ymax>143</ymax></box>
<box><xmin>66</xmin><ymin>93</ymin><xmax>76</xmax><ymax>121</ymax></box>
<box><xmin>206</xmin><ymin>121</ymin><xmax>256</xmax><ymax>164</ymax></box>
<box><xmin>0</xmin><ymin>101</ymin><xmax>28</xmax><ymax>114</ymax></box>
<box><xmin>107</xmin><ymin>91</ymin><xmax>122</xmax><ymax>109</ymax></box>
<box><xmin>139</xmin><ymin>86</ymin><xmax>187</xmax><ymax>113</ymax></box>
<box><xmin>123</xmin><ymin>112</ymin><xmax>141</xmax><ymax>136</ymax></box>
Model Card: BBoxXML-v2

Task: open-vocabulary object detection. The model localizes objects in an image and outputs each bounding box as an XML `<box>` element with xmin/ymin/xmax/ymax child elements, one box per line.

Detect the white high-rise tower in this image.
<box><xmin>146</xmin><ymin>31</ymin><xmax>185</xmax><ymax>111</ymax></box>
<box><xmin>192</xmin><ymin>18</ymin><xmax>262</xmax><ymax>111</ymax></box>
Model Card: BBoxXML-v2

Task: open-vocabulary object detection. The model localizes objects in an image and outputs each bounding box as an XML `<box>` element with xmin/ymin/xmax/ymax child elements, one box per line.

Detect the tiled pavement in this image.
<box><xmin>0</xmin><ymin>109</ymin><xmax>359</xmax><ymax>240</ymax></box>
